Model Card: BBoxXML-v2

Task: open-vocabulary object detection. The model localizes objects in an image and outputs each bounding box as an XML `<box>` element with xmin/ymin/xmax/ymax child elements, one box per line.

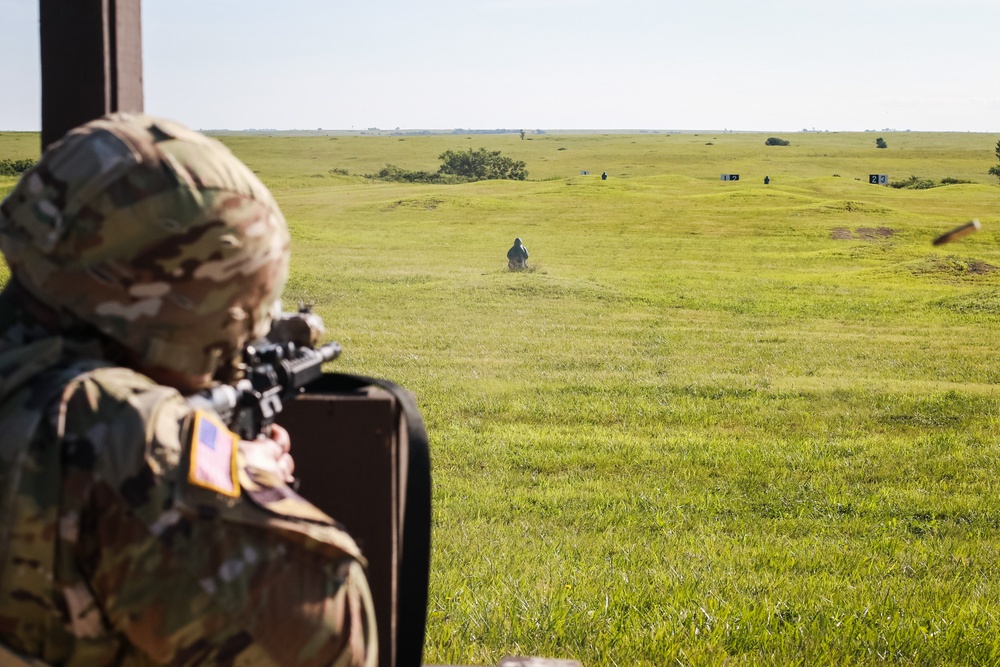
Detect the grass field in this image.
<box><xmin>4</xmin><ymin>129</ymin><xmax>1000</xmax><ymax>665</ymax></box>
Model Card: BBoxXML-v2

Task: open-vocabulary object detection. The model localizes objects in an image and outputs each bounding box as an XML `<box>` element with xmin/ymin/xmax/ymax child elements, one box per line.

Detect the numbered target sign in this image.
<box><xmin>720</xmin><ymin>174</ymin><xmax>740</xmax><ymax>181</ymax></box>
<box><xmin>869</xmin><ymin>174</ymin><xmax>888</xmax><ymax>185</ymax></box>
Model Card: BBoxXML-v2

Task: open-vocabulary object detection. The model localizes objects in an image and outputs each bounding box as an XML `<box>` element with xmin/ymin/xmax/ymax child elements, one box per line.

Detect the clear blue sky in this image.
<box><xmin>2</xmin><ymin>0</ymin><xmax>997</xmax><ymax>132</ymax></box>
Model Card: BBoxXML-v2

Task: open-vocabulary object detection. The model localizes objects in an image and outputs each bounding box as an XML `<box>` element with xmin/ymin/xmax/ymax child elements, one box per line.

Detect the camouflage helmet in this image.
<box><xmin>0</xmin><ymin>113</ymin><xmax>290</xmax><ymax>384</ymax></box>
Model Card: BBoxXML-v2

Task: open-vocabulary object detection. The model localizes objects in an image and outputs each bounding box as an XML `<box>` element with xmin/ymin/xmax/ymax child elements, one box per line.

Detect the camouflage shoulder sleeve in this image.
<box><xmin>0</xmin><ymin>353</ymin><xmax>117</xmax><ymax>665</ymax></box>
<box><xmin>59</xmin><ymin>367</ymin><xmax>376</xmax><ymax>667</ymax></box>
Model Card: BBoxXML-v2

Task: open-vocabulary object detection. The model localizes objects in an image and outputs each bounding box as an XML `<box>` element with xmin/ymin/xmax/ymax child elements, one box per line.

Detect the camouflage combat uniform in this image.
<box><xmin>0</xmin><ymin>115</ymin><xmax>376</xmax><ymax>666</ymax></box>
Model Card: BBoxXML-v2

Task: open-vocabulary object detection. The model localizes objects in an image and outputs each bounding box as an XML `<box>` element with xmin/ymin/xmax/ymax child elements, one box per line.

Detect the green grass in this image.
<box><xmin>5</xmin><ymin>130</ymin><xmax>1000</xmax><ymax>665</ymax></box>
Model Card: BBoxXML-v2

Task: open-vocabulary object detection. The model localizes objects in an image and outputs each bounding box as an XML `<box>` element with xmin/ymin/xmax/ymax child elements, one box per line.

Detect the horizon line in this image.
<box><xmin>2</xmin><ymin>127</ymin><xmax>996</xmax><ymax>135</ymax></box>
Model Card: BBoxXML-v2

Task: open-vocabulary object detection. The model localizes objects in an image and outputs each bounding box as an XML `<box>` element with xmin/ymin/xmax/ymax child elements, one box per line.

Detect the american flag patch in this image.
<box><xmin>188</xmin><ymin>410</ymin><xmax>239</xmax><ymax>497</ymax></box>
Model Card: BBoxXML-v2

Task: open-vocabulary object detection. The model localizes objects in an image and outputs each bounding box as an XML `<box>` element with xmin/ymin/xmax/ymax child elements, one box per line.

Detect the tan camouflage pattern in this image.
<box><xmin>0</xmin><ymin>283</ymin><xmax>377</xmax><ymax>666</ymax></box>
<box><xmin>0</xmin><ymin>113</ymin><xmax>290</xmax><ymax>383</ymax></box>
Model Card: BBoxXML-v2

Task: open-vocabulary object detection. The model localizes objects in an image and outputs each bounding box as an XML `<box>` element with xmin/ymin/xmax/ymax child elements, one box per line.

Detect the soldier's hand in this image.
<box><xmin>240</xmin><ymin>424</ymin><xmax>295</xmax><ymax>484</ymax></box>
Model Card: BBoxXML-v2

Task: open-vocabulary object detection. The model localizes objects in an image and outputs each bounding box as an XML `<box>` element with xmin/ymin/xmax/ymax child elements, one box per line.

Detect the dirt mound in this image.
<box><xmin>966</xmin><ymin>260</ymin><xmax>996</xmax><ymax>275</ymax></box>
<box><xmin>909</xmin><ymin>255</ymin><xmax>997</xmax><ymax>277</ymax></box>
<box><xmin>830</xmin><ymin>227</ymin><xmax>895</xmax><ymax>241</ymax></box>
<box><xmin>384</xmin><ymin>197</ymin><xmax>445</xmax><ymax>211</ymax></box>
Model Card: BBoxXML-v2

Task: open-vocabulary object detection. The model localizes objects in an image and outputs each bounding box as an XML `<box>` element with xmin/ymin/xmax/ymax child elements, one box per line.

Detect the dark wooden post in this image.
<box><xmin>39</xmin><ymin>0</ymin><xmax>143</xmax><ymax>150</ymax></box>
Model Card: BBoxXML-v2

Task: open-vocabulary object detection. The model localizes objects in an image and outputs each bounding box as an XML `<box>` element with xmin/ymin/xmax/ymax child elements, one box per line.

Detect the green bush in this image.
<box><xmin>888</xmin><ymin>176</ymin><xmax>973</xmax><ymax>189</ymax></box>
<box><xmin>876</xmin><ymin>137</ymin><xmax>888</xmax><ymax>149</ymax></box>
<box><xmin>438</xmin><ymin>148</ymin><xmax>527</xmax><ymax>181</ymax></box>
<box><xmin>365</xmin><ymin>164</ymin><xmax>441</xmax><ymax>183</ymax></box>
<box><xmin>0</xmin><ymin>158</ymin><xmax>36</xmax><ymax>176</ymax></box>
<box><xmin>990</xmin><ymin>141</ymin><xmax>1000</xmax><ymax>182</ymax></box>
<box><xmin>890</xmin><ymin>175</ymin><xmax>937</xmax><ymax>190</ymax></box>
<box><xmin>365</xmin><ymin>148</ymin><xmax>528</xmax><ymax>184</ymax></box>
<box><xmin>764</xmin><ymin>137</ymin><xmax>790</xmax><ymax>146</ymax></box>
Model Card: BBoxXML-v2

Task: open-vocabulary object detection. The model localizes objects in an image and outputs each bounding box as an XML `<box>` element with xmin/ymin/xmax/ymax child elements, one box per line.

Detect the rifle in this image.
<box><xmin>190</xmin><ymin>307</ymin><xmax>341</xmax><ymax>440</ymax></box>
<box><xmin>191</xmin><ymin>308</ymin><xmax>433</xmax><ymax>667</ymax></box>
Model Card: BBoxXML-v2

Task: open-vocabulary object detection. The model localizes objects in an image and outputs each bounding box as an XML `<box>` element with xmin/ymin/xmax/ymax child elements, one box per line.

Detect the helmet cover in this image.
<box><xmin>0</xmin><ymin>113</ymin><xmax>290</xmax><ymax>382</ymax></box>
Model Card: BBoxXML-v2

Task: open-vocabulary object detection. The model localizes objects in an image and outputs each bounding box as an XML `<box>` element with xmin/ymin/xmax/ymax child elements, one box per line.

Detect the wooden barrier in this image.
<box><xmin>278</xmin><ymin>380</ymin><xmax>432</xmax><ymax>667</ymax></box>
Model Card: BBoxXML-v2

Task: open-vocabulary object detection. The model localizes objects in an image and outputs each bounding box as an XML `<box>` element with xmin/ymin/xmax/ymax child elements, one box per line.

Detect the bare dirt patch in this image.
<box><xmin>909</xmin><ymin>255</ymin><xmax>997</xmax><ymax>277</ymax></box>
<box><xmin>384</xmin><ymin>198</ymin><xmax>445</xmax><ymax>212</ymax></box>
<box><xmin>830</xmin><ymin>227</ymin><xmax>895</xmax><ymax>241</ymax></box>
<box><xmin>966</xmin><ymin>260</ymin><xmax>996</xmax><ymax>275</ymax></box>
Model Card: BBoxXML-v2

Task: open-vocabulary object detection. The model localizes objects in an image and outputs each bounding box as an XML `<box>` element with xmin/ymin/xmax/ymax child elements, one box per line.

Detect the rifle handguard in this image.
<box><xmin>191</xmin><ymin>340</ymin><xmax>342</xmax><ymax>440</ymax></box>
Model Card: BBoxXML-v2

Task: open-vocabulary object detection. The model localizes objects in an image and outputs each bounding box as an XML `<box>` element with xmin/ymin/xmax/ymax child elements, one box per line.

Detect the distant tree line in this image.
<box><xmin>449</xmin><ymin>129</ymin><xmax>544</xmax><ymax>136</ymax></box>
<box><xmin>366</xmin><ymin>148</ymin><xmax>527</xmax><ymax>183</ymax></box>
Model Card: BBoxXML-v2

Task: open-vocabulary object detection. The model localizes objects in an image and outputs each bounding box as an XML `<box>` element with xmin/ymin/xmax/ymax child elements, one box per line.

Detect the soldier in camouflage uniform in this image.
<box><xmin>506</xmin><ymin>237</ymin><xmax>528</xmax><ymax>270</ymax></box>
<box><xmin>0</xmin><ymin>114</ymin><xmax>376</xmax><ymax>666</ymax></box>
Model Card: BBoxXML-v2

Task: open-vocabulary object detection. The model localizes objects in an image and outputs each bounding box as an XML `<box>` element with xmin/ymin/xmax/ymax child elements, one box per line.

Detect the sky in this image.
<box><xmin>2</xmin><ymin>0</ymin><xmax>998</xmax><ymax>132</ymax></box>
